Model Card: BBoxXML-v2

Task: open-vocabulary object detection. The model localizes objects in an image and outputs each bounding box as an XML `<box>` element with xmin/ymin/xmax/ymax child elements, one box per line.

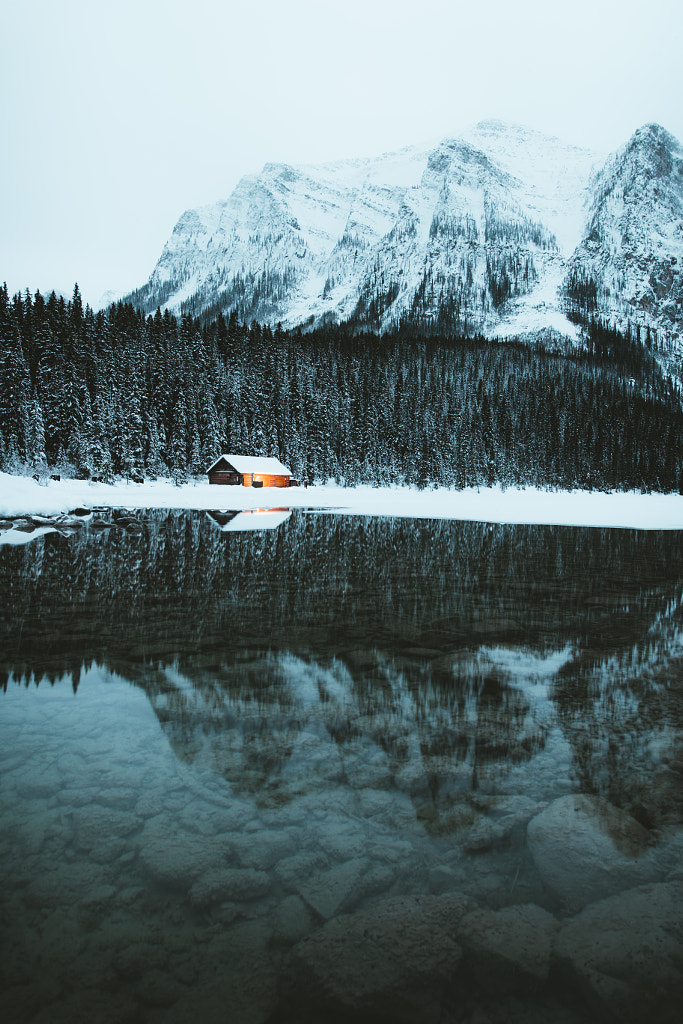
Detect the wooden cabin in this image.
<box><xmin>206</xmin><ymin>454</ymin><xmax>292</xmax><ymax>488</ymax></box>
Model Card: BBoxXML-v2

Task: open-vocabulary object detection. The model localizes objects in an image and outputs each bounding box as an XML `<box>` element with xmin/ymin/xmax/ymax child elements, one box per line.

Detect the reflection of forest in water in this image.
<box><xmin>2</xmin><ymin>510</ymin><xmax>683</xmax><ymax>830</ymax></box>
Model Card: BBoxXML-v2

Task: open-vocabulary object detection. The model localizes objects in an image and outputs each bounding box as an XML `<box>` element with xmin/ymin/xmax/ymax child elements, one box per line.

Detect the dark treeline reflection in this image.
<box><xmin>2</xmin><ymin>511</ymin><xmax>683</xmax><ymax>827</ymax></box>
<box><xmin>2</xmin><ymin>511</ymin><xmax>683</xmax><ymax>678</ymax></box>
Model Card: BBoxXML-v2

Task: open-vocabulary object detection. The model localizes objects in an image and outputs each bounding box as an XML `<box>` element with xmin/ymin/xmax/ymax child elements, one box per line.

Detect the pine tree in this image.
<box><xmin>170</xmin><ymin>397</ymin><xmax>188</xmax><ymax>483</ymax></box>
<box><xmin>26</xmin><ymin>398</ymin><xmax>47</xmax><ymax>471</ymax></box>
<box><xmin>0</xmin><ymin>316</ymin><xmax>31</xmax><ymax>468</ymax></box>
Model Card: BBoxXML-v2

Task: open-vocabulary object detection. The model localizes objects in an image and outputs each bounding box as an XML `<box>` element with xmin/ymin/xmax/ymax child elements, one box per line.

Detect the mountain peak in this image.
<box><xmin>632</xmin><ymin>122</ymin><xmax>679</xmax><ymax>146</ymax></box>
<box><xmin>125</xmin><ymin>122</ymin><xmax>682</xmax><ymax>346</ymax></box>
<box><xmin>466</xmin><ymin>119</ymin><xmax>575</xmax><ymax>148</ymax></box>
<box><xmin>566</xmin><ymin>123</ymin><xmax>683</xmax><ymax>337</ymax></box>
<box><xmin>607</xmin><ymin>122</ymin><xmax>683</xmax><ymax>185</ymax></box>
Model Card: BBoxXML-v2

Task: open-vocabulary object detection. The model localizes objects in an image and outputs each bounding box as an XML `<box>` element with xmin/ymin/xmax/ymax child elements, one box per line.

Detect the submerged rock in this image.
<box><xmin>555</xmin><ymin>881</ymin><xmax>683</xmax><ymax>1023</ymax></box>
<box><xmin>357</xmin><ymin>862</ymin><xmax>396</xmax><ymax>900</ymax></box>
<box><xmin>526</xmin><ymin>794</ymin><xmax>660</xmax><ymax>910</ymax></box>
<box><xmin>428</xmin><ymin>863</ymin><xmax>467</xmax><ymax>894</ymax></box>
<box><xmin>23</xmin><ymin>861</ymin><xmax>108</xmax><ymax>911</ymax></box>
<box><xmin>112</xmin><ymin>941</ymin><xmax>168</xmax><ymax>981</ymax></box>
<box><xmin>663</xmin><ymin>830</ymin><xmax>683</xmax><ymax>880</ymax></box>
<box><xmin>160</xmin><ymin>953</ymin><xmax>278</xmax><ymax>1024</ymax></box>
<box><xmin>358</xmin><ymin>787</ymin><xmax>417</xmax><ymax>829</ymax></box>
<box><xmin>463</xmin><ymin>796</ymin><xmax>547</xmax><ymax>854</ymax></box>
<box><xmin>271</xmin><ymin>894</ymin><xmax>315</xmax><ymax>944</ymax></box>
<box><xmin>458</xmin><ymin>902</ymin><xmax>559</xmax><ymax>993</ymax></box>
<box><xmin>230</xmin><ymin>828</ymin><xmax>296</xmax><ymax>870</ymax></box>
<box><xmin>274</xmin><ymin>850</ymin><xmax>330</xmax><ymax>891</ymax></box>
<box><xmin>26</xmin><ymin>989</ymin><xmax>138</xmax><ymax>1024</ymax></box>
<box><xmin>138</xmin><ymin>815</ymin><xmax>229</xmax><ymax>890</ymax></box>
<box><xmin>290</xmin><ymin>893</ymin><xmax>475</xmax><ymax>1023</ymax></box>
<box><xmin>136</xmin><ymin>968</ymin><xmax>186</xmax><ymax>1008</ymax></box>
<box><xmin>15</xmin><ymin>768</ymin><xmax>63</xmax><ymax>800</ymax></box>
<box><xmin>72</xmin><ymin>804</ymin><xmax>139</xmax><ymax>850</ymax></box>
<box><xmin>316</xmin><ymin>818</ymin><xmax>369</xmax><ymax>861</ymax></box>
<box><xmin>297</xmin><ymin>856</ymin><xmax>369</xmax><ymax>919</ymax></box>
<box><xmin>464</xmin><ymin>814</ymin><xmax>522</xmax><ymax>853</ymax></box>
<box><xmin>188</xmin><ymin>868</ymin><xmax>271</xmax><ymax>907</ymax></box>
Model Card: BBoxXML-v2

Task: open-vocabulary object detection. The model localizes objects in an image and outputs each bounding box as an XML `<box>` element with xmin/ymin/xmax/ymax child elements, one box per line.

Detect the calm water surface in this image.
<box><xmin>1</xmin><ymin>510</ymin><xmax>682</xmax><ymax>1023</ymax></box>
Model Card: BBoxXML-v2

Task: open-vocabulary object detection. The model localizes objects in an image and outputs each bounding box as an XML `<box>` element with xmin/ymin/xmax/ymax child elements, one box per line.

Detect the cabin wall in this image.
<box><xmin>252</xmin><ymin>474</ymin><xmax>290</xmax><ymax>488</ymax></box>
<box><xmin>208</xmin><ymin>464</ymin><xmax>291</xmax><ymax>487</ymax></box>
<box><xmin>208</xmin><ymin>471</ymin><xmax>240</xmax><ymax>485</ymax></box>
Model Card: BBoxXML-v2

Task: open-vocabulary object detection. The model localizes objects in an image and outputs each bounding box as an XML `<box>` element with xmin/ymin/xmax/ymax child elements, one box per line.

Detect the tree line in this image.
<box><xmin>1</xmin><ymin>281</ymin><xmax>683</xmax><ymax>492</ymax></box>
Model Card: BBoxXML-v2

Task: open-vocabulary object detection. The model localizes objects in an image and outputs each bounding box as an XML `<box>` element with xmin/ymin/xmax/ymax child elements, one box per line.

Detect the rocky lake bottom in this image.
<box><xmin>1</xmin><ymin>510</ymin><xmax>682</xmax><ymax>1022</ymax></box>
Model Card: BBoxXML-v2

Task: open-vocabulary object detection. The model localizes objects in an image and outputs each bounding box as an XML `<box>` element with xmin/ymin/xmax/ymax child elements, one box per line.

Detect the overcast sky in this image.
<box><xmin>2</xmin><ymin>0</ymin><xmax>682</xmax><ymax>308</ymax></box>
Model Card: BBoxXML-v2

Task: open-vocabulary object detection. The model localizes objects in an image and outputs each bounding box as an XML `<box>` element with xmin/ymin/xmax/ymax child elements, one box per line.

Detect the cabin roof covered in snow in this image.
<box><xmin>207</xmin><ymin>454</ymin><xmax>292</xmax><ymax>476</ymax></box>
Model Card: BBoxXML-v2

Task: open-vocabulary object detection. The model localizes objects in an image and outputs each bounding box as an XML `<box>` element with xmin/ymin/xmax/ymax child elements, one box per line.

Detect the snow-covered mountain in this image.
<box><xmin>126</xmin><ymin>121</ymin><xmax>683</xmax><ymax>344</ymax></box>
<box><xmin>565</xmin><ymin>124</ymin><xmax>683</xmax><ymax>337</ymax></box>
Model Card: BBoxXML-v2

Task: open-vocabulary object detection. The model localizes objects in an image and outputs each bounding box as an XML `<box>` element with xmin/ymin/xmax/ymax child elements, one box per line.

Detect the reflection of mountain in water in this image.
<box><xmin>144</xmin><ymin>647</ymin><xmax>554</xmax><ymax>825</ymax></box>
<box><xmin>555</xmin><ymin>632</ymin><xmax>683</xmax><ymax>828</ymax></box>
<box><xmin>2</xmin><ymin>510</ymin><xmax>683</xmax><ymax>830</ymax></box>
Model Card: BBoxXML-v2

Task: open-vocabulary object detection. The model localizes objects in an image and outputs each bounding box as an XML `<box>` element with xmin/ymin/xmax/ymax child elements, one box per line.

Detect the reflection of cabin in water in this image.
<box><xmin>206</xmin><ymin>509</ymin><xmax>291</xmax><ymax>532</ymax></box>
<box><xmin>207</xmin><ymin>454</ymin><xmax>292</xmax><ymax>488</ymax></box>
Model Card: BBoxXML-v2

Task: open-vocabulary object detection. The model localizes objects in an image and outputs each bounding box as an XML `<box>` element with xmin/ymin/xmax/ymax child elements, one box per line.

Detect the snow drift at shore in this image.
<box><xmin>2</xmin><ymin>473</ymin><xmax>683</xmax><ymax>531</ymax></box>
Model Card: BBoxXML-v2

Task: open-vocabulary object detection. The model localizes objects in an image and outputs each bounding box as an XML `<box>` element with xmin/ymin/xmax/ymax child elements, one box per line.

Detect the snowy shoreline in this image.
<box><xmin>3</xmin><ymin>471</ymin><xmax>683</xmax><ymax>531</ymax></box>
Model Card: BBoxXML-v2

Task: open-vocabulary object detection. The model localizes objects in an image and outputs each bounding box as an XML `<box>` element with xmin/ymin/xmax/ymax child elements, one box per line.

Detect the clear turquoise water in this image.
<box><xmin>1</xmin><ymin>510</ymin><xmax>682</xmax><ymax>1022</ymax></box>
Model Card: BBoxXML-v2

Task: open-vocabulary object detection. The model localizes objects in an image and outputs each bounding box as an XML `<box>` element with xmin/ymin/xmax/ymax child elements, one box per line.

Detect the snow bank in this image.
<box><xmin>2</xmin><ymin>473</ymin><xmax>683</xmax><ymax>530</ymax></box>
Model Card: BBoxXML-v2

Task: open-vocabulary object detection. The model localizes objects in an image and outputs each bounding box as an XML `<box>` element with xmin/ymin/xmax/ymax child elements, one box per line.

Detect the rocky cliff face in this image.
<box><xmin>565</xmin><ymin>124</ymin><xmax>683</xmax><ymax>338</ymax></box>
<box><xmin>126</xmin><ymin>121</ymin><xmax>683</xmax><ymax>346</ymax></box>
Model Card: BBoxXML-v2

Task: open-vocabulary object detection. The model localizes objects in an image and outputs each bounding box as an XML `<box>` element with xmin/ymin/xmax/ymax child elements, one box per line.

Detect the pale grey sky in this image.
<box><xmin>2</xmin><ymin>0</ymin><xmax>682</xmax><ymax>307</ymax></box>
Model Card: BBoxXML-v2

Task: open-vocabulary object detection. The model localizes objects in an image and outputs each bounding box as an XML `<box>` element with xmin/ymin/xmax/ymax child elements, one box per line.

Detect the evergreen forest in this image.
<box><xmin>1</xmin><ymin>282</ymin><xmax>683</xmax><ymax>492</ymax></box>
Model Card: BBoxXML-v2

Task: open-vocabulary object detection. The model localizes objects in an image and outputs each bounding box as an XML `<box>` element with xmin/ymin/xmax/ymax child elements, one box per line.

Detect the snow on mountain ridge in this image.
<box><xmin>127</xmin><ymin>121</ymin><xmax>681</xmax><ymax>345</ymax></box>
<box><xmin>566</xmin><ymin>123</ymin><xmax>683</xmax><ymax>340</ymax></box>
<box><xmin>461</xmin><ymin>120</ymin><xmax>599</xmax><ymax>253</ymax></box>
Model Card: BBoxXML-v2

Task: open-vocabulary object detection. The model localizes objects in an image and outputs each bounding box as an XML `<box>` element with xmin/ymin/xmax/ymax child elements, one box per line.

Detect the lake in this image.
<box><xmin>1</xmin><ymin>508</ymin><xmax>682</xmax><ymax>1023</ymax></box>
